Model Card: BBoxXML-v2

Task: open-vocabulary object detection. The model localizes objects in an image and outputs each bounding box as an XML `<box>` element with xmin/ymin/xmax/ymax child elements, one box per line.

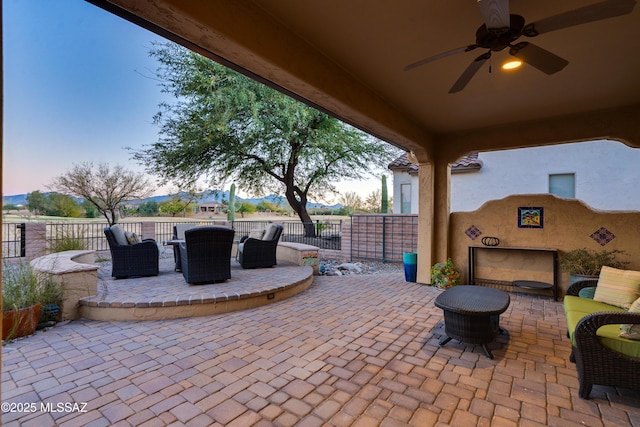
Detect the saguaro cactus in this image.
<box><xmin>381</xmin><ymin>175</ymin><xmax>389</xmax><ymax>213</ymax></box>
<box><xmin>227</xmin><ymin>183</ymin><xmax>236</xmax><ymax>221</ymax></box>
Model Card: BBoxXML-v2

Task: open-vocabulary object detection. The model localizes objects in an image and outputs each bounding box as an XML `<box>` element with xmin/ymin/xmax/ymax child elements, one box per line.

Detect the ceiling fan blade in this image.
<box><xmin>477</xmin><ymin>0</ymin><xmax>510</xmax><ymax>29</ymax></box>
<box><xmin>509</xmin><ymin>42</ymin><xmax>568</xmax><ymax>75</ymax></box>
<box><xmin>524</xmin><ymin>0</ymin><xmax>636</xmax><ymax>36</ymax></box>
<box><xmin>449</xmin><ymin>52</ymin><xmax>491</xmax><ymax>94</ymax></box>
<box><xmin>404</xmin><ymin>45</ymin><xmax>479</xmax><ymax>71</ymax></box>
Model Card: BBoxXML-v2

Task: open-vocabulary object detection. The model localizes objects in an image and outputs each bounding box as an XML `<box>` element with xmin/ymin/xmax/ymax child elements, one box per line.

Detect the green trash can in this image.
<box><xmin>403</xmin><ymin>252</ymin><xmax>417</xmax><ymax>282</ymax></box>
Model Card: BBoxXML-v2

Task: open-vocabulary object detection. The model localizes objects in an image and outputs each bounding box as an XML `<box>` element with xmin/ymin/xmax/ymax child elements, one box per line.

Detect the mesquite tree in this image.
<box><xmin>51</xmin><ymin>163</ymin><xmax>153</xmax><ymax>226</ymax></box>
<box><xmin>133</xmin><ymin>42</ymin><xmax>400</xmax><ymax>236</ymax></box>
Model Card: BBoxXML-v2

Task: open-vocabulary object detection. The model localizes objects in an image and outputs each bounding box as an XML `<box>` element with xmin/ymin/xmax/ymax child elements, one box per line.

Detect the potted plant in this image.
<box><xmin>430</xmin><ymin>258</ymin><xmax>460</xmax><ymax>289</ymax></box>
<box><xmin>559</xmin><ymin>248</ymin><xmax>630</xmax><ymax>283</ymax></box>
<box><xmin>2</xmin><ymin>261</ymin><xmax>62</xmax><ymax>341</ymax></box>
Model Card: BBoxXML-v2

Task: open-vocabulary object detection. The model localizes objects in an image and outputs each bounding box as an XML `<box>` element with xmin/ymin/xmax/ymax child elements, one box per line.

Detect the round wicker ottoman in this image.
<box><xmin>434</xmin><ymin>285</ymin><xmax>510</xmax><ymax>359</ymax></box>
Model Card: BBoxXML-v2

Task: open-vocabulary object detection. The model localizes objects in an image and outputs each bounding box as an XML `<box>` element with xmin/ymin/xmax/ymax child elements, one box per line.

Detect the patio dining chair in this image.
<box><xmin>178</xmin><ymin>226</ymin><xmax>235</xmax><ymax>284</ymax></box>
<box><xmin>104</xmin><ymin>225</ymin><xmax>159</xmax><ymax>279</ymax></box>
<box><xmin>237</xmin><ymin>224</ymin><xmax>283</xmax><ymax>269</ymax></box>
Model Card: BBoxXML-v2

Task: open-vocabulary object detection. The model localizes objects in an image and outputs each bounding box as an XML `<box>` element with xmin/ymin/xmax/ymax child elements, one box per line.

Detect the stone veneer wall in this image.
<box><xmin>450</xmin><ymin>194</ymin><xmax>640</xmax><ymax>296</ymax></box>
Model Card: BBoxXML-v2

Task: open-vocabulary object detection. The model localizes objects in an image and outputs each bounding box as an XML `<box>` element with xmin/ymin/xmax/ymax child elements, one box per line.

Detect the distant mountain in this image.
<box><xmin>4</xmin><ymin>190</ymin><xmax>342</xmax><ymax>209</ymax></box>
<box><xmin>3</xmin><ymin>194</ymin><xmax>28</xmax><ymax>206</ymax></box>
<box><xmin>2</xmin><ymin>193</ymin><xmax>84</xmax><ymax>206</ymax></box>
<box><xmin>133</xmin><ymin>190</ymin><xmax>234</xmax><ymax>205</ymax></box>
<box><xmin>241</xmin><ymin>194</ymin><xmax>286</xmax><ymax>206</ymax></box>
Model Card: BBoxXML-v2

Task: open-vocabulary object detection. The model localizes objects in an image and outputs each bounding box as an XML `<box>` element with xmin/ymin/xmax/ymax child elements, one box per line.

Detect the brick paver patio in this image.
<box><xmin>2</xmin><ymin>271</ymin><xmax>639</xmax><ymax>426</ymax></box>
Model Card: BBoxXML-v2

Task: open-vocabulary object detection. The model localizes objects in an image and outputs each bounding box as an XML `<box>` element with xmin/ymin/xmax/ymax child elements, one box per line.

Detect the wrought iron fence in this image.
<box><xmin>2</xmin><ymin>223</ymin><xmax>25</xmax><ymax>258</ymax></box>
<box><xmin>231</xmin><ymin>220</ymin><xmax>342</xmax><ymax>250</ymax></box>
<box><xmin>1</xmin><ymin>219</ymin><xmax>342</xmax><ymax>258</ymax></box>
<box><xmin>350</xmin><ymin>214</ymin><xmax>418</xmax><ymax>262</ymax></box>
<box><xmin>46</xmin><ymin>222</ymin><xmax>142</xmax><ymax>252</ymax></box>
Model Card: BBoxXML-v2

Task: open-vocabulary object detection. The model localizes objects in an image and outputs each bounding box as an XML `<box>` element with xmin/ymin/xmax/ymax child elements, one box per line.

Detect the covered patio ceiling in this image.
<box><xmin>88</xmin><ymin>0</ymin><xmax>640</xmax><ymax>160</ymax></box>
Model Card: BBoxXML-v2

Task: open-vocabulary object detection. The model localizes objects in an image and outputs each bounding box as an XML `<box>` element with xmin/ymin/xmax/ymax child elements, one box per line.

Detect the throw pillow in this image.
<box><xmin>620</xmin><ymin>297</ymin><xmax>640</xmax><ymax>340</ymax></box>
<box><xmin>248</xmin><ymin>229</ymin><xmax>265</xmax><ymax>240</ymax></box>
<box><xmin>578</xmin><ymin>287</ymin><xmax>597</xmax><ymax>299</ymax></box>
<box><xmin>593</xmin><ymin>266</ymin><xmax>640</xmax><ymax>309</ymax></box>
<box><xmin>125</xmin><ymin>231</ymin><xmax>141</xmax><ymax>245</ymax></box>
<box><xmin>110</xmin><ymin>224</ymin><xmax>129</xmax><ymax>246</ymax></box>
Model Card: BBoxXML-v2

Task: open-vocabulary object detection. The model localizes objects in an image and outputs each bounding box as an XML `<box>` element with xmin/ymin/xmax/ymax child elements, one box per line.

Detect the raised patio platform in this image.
<box><xmin>79</xmin><ymin>256</ymin><xmax>314</xmax><ymax>321</ymax></box>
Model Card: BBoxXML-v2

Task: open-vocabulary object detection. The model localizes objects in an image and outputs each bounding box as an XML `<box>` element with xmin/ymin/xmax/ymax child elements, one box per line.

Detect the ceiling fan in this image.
<box><xmin>404</xmin><ymin>0</ymin><xmax>637</xmax><ymax>93</ymax></box>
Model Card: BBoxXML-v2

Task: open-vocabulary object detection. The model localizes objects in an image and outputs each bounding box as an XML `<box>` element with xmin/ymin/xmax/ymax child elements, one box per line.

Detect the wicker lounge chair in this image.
<box><xmin>565</xmin><ymin>279</ymin><xmax>640</xmax><ymax>398</ymax></box>
<box><xmin>178</xmin><ymin>226</ymin><xmax>235</xmax><ymax>284</ymax></box>
<box><xmin>238</xmin><ymin>224</ymin><xmax>283</xmax><ymax>269</ymax></box>
<box><xmin>104</xmin><ymin>225</ymin><xmax>159</xmax><ymax>279</ymax></box>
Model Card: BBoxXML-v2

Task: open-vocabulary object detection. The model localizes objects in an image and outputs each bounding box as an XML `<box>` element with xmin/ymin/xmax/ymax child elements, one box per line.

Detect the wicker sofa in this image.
<box><xmin>104</xmin><ymin>225</ymin><xmax>159</xmax><ymax>279</ymax></box>
<box><xmin>564</xmin><ymin>279</ymin><xmax>640</xmax><ymax>399</ymax></box>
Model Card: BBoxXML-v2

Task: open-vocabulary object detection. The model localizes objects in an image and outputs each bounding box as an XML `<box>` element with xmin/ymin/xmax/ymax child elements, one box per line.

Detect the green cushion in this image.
<box><xmin>620</xmin><ymin>297</ymin><xmax>640</xmax><ymax>340</ymax></box>
<box><xmin>564</xmin><ymin>295</ymin><xmax>640</xmax><ymax>358</ymax></box>
<box><xmin>596</xmin><ymin>324</ymin><xmax>640</xmax><ymax>358</ymax></box>
<box><xmin>593</xmin><ymin>266</ymin><xmax>640</xmax><ymax>309</ymax></box>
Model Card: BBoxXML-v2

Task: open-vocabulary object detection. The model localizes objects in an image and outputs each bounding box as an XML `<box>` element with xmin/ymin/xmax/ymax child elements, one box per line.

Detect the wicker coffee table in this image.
<box><xmin>434</xmin><ymin>285</ymin><xmax>510</xmax><ymax>359</ymax></box>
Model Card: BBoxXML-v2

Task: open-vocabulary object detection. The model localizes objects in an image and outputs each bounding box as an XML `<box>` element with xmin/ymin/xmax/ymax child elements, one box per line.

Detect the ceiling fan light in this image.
<box><xmin>502</xmin><ymin>60</ymin><xmax>523</xmax><ymax>70</ymax></box>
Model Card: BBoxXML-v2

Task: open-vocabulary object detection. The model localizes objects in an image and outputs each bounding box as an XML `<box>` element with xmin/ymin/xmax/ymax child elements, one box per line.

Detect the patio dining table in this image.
<box><xmin>163</xmin><ymin>239</ymin><xmax>184</xmax><ymax>271</ymax></box>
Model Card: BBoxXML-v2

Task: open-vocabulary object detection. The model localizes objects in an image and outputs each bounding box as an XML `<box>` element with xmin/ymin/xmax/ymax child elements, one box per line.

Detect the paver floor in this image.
<box><xmin>2</xmin><ymin>272</ymin><xmax>640</xmax><ymax>426</ymax></box>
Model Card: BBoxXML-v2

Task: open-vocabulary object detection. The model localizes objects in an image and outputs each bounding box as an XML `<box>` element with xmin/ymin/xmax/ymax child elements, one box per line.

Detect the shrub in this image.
<box><xmin>2</xmin><ymin>261</ymin><xmax>63</xmax><ymax>317</ymax></box>
<box><xmin>430</xmin><ymin>258</ymin><xmax>460</xmax><ymax>289</ymax></box>
<box><xmin>48</xmin><ymin>225</ymin><xmax>87</xmax><ymax>253</ymax></box>
<box><xmin>559</xmin><ymin>248</ymin><xmax>629</xmax><ymax>276</ymax></box>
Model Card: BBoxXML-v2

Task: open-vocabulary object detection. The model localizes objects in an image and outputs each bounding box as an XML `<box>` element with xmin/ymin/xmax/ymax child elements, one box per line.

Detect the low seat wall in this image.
<box><xmin>277</xmin><ymin>242</ymin><xmax>320</xmax><ymax>275</ymax></box>
<box><xmin>31</xmin><ymin>250</ymin><xmax>99</xmax><ymax>321</ymax></box>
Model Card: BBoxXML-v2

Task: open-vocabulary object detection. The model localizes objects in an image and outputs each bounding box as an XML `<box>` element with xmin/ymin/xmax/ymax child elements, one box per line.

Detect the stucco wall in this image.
<box><xmin>449</xmin><ymin>194</ymin><xmax>640</xmax><ymax>297</ymax></box>
<box><xmin>391</xmin><ymin>172</ymin><xmax>419</xmax><ymax>214</ymax></box>
<box><xmin>452</xmin><ymin>140</ymin><xmax>640</xmax><ymax>212</ymax></box>
<box><xmin>392</xmin><ymin>140</ymin><xmax>640</xmax><ymax>214</ymax></box>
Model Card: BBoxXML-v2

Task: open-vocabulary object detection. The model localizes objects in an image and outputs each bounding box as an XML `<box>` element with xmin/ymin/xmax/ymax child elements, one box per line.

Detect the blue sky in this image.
<box><xmin>3</xmin><ymin>0</ymin><xmax>171</xmax><ymax>196</ymax></box>
<box><xmin>2</xmin><ymin>0</ymin><xmax>384</xmax><ymax>201</ymax></box>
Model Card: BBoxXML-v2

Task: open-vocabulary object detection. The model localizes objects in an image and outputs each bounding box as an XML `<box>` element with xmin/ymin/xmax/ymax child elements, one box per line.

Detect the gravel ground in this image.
<box><xmin>94</xmin><ymin>251</ymin><xmax>404</xmax><ymax>276</ymax></box>
<box><xmin>319</xmin><ymin>258</ymin><xmax>404</xmax><ymax>276</ymax></box>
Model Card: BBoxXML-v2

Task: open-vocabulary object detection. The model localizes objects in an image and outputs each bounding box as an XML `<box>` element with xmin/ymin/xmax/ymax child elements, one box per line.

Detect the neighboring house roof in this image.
<box><xmin>388</xmin><ymin>152</ymin><xmax>483</xmax><ymax>175</ymax></box>
<box><xmin>199</xmin><ymin>202</ymin><xmax>222</xmax><ymax>207</ymax></box>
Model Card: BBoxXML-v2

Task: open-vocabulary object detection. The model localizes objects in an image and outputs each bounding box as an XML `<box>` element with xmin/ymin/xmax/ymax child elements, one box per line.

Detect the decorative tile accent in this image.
<box><xmin>465</xmin><ymin>225</ymin><xmax>482</xmax><ymax>240</ymax></box>
<box><xmin>518</xmin><ymin>207</ymin><xmax>544</xmax><ymax>229</ymax></box>
<box><xmin>591</xmin><ymin>227</ymin><xmax>616</xmax><ymax>246</ymax></box>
